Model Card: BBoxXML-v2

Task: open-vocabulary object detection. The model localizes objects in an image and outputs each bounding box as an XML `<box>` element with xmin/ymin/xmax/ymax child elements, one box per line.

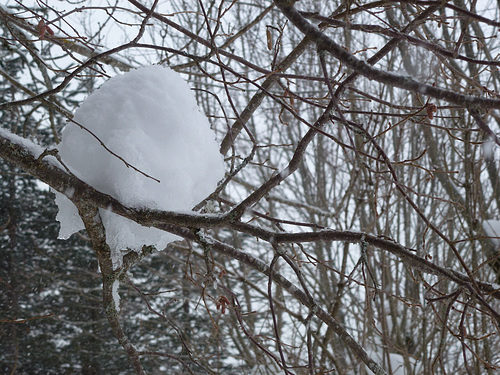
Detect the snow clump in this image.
<box><xmin>55</xmin><ymin>65</ymin><xmax>224</xmax><ymax>268</ymax></box>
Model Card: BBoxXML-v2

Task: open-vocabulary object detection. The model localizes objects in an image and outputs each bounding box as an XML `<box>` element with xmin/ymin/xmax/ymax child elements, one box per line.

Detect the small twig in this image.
<box><xmin>268</xmin><ymin>252</ymin><xmax>292</xmax><ymax>374</ymax></box>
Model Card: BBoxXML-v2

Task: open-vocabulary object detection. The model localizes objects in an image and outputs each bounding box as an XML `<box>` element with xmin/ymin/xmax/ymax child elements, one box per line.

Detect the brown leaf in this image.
<box><xmin>426</xmin><ymin>103</ymin><xmax>437</xmax><ymax>119</ymax></box>
<box><xmin>37</xmin><ymin>19</ymin><xmax>54</xmax><ymax>39</ymax></box>
<box><xmin>266</xmin><ymin>28</ymin><xmax>272</xmax><ymax>50</ymax></box>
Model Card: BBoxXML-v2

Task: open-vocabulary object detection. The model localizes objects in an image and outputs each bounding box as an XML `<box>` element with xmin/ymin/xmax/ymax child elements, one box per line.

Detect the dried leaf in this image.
<box><xmin>266</xmin><ymin>28</ymin><xmax>272</xmax><ymax>50</ymax></box>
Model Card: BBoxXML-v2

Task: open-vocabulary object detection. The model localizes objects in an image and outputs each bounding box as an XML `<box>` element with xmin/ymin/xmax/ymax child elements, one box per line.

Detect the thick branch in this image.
<box><xmin>0</xmin><ymin>5</ymin><xmax>133</xmax><ymax>72</ymax></box>
<box><xmin>1</xmin><ymin>130</ymin><xmax>499</xmax><ymax>300</ymax></box>
<box><xmin>273</xmin><ymin>0</ymin><xmax>500</xmax><ymax>110</ymax></box>
<box><xmin>75</xmin><ymin>203</ymin><xmax>145</xmax><ymax>375</ymax></box>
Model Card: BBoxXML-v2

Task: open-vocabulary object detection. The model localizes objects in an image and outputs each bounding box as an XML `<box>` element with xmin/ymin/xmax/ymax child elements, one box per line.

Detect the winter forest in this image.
<box><xmin>1</xmin><ymin>0</ymin><xmax>500</xmax><ymax>374</ymax></box>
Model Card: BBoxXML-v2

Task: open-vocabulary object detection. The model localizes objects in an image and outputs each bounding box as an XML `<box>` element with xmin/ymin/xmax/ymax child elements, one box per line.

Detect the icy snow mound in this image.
<box><xmin>55</xmin><ymin>65</ymin><xmax>224</xmax><ymax>265</ymax></box>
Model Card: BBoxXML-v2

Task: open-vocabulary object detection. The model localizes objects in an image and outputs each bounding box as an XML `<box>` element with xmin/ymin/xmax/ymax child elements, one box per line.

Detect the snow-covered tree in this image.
<box><xmin>1</xmin><ymin>1</ymin><xmax>500</xmax><ymax>374</ymax></box>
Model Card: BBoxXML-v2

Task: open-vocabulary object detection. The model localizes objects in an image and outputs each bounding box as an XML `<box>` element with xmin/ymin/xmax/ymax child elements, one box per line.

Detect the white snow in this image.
<box><xmin>55</xmin><ymin>65</ymin><xmax>225</xmax><ymax>268</ymax></box>
<box><xmin>483</xmin><ymin>220</ymin><xmax>500</xmax><ymax>247</ymax></box>
<box><xmin>112</xmin><ymin>280</ymin><xmax>121</xmax><ymax>312</ymax></box>
<box><xmin>0</xmin><ymin>127</ymin><xmax>44</xmax><ymax>158</ymax></box>
<box><xmin>55</xmin><ymin>193</ymin><xmax>84</xmax><ymax>240</ymax></box>
<box><xmin>0</xmin><ymin>127</ymin><xmax>63</xmax><ymax>170</ymax></box>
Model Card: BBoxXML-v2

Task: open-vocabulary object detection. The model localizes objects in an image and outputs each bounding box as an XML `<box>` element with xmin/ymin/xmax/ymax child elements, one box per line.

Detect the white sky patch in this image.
<box><xmin>483</xmin><ymin>220</ymin><xmax>500</xmax><ymax>247</ymax></box>
<box><xmin>483</xmin><ymin>138</ymin><xmax>495</xmax><ymax>159</ymax></box>
<box><xmin>55</xmin><ymin>65</ymin><xmax>225</xmax><ymax>267</ymax></box>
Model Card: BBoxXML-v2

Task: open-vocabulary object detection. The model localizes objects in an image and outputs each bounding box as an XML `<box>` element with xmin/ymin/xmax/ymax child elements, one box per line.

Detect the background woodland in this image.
<box><xmin>1</xmin><ymin>1</ymin><xmax>500</xmax><ymax>374</ymax></box>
